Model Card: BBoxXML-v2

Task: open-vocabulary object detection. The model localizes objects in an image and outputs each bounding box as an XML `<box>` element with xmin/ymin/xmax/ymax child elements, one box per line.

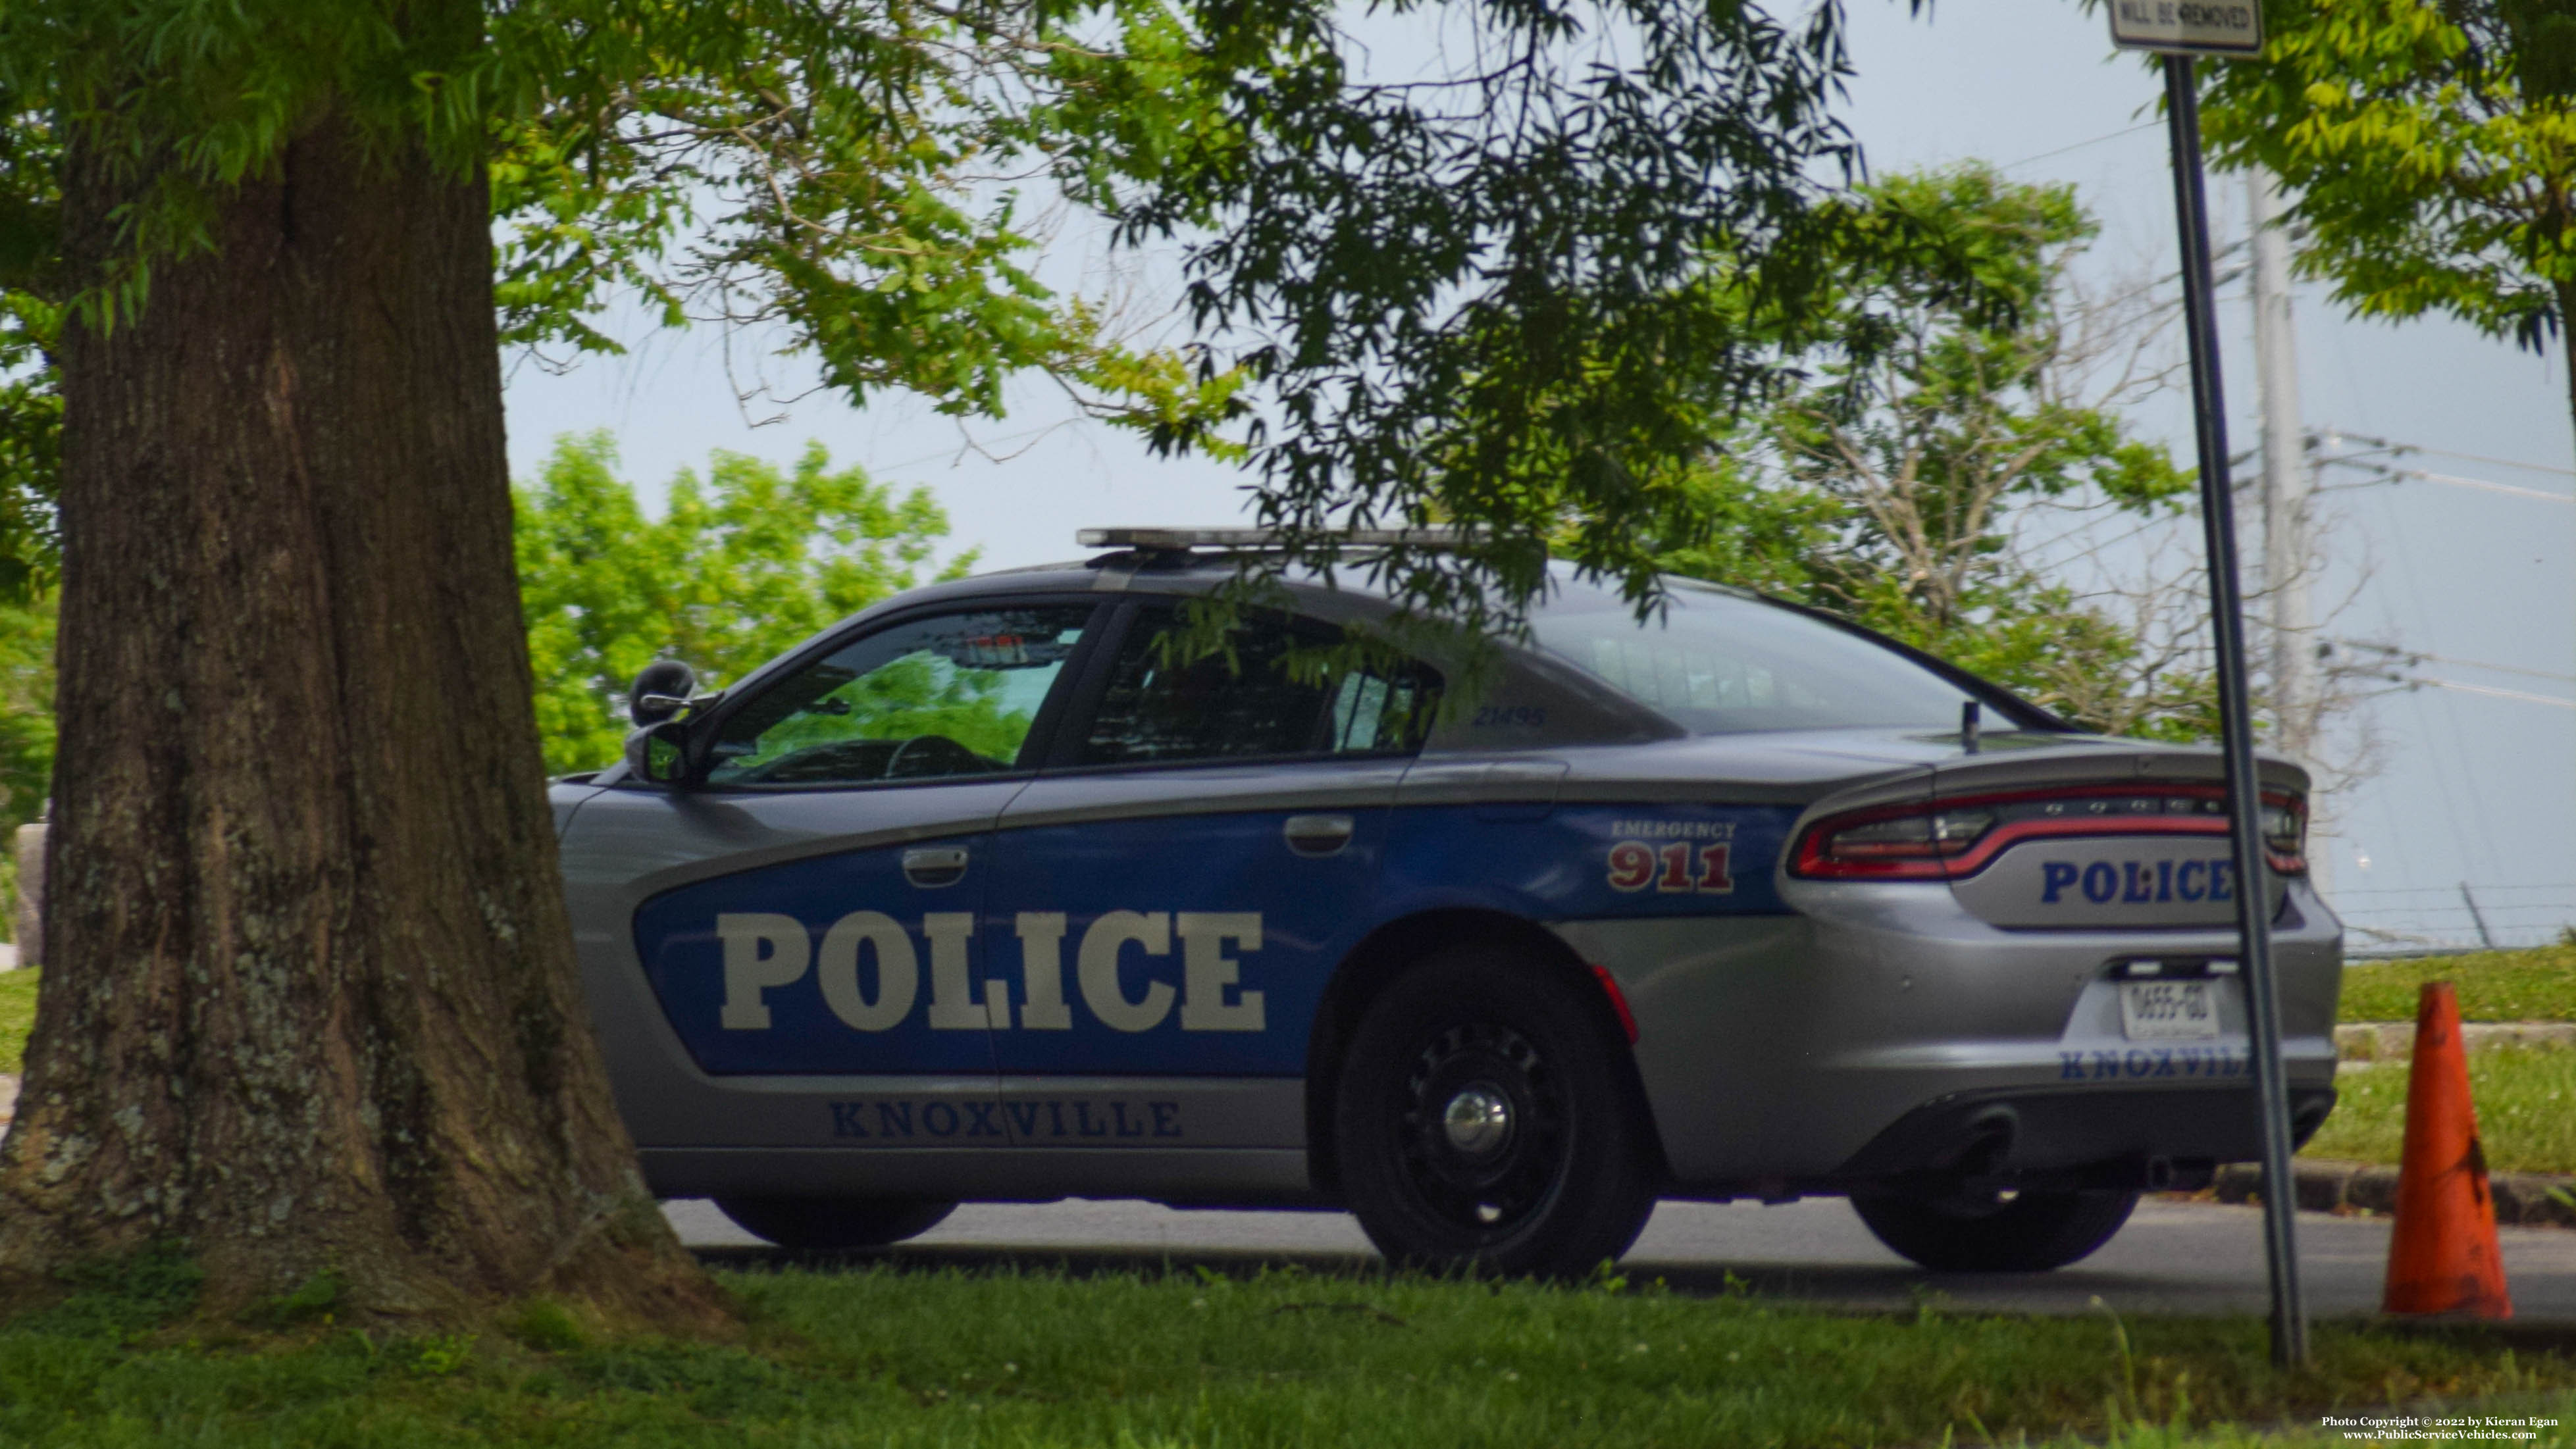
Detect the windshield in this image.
<box><xmin>1528</xmin><ymin>582</ymin><xmax>1993</xmax><ymax>736</ymax></box>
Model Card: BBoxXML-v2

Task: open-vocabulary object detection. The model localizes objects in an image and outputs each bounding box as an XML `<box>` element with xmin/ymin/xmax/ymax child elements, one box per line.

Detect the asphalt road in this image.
<box><xmin>669</xmin><ymin>1194</ymin><xmax>2576</xmax><ymax>1321</ymax></box>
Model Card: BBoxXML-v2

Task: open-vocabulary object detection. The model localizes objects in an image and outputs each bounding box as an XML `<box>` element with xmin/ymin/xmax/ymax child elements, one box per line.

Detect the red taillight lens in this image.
<box><xmin>1794</xmin><ymin>807</ymin><xmax>1997</xmax><ymax>877</ymax></box>
<box><xmin>2260</xmin><ymin>796</ymin><xmax>2307</xmax><ymax>875</ymax></box>
<box><xmin>1791</xmin><ymin>786</ymin><xmax>2307</xmax><ymax>880</ymax></box>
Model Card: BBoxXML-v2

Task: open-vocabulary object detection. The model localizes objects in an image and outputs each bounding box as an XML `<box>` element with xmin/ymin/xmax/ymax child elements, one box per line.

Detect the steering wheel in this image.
<box><xmin>885</xmin><ymin>734</ymin><xmax>942</xmax><ymax>778</ymax></box>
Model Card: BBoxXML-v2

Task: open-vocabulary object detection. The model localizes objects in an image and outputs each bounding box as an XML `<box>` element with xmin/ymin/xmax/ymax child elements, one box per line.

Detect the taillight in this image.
<box><xmin>1791</xmin><ymin>786</ymin><xmax>2307</xmax><ymax>880</ymax></box>
<box><xmin>2261</xmin><ymin>796</ymin><xmax>2307</xmax><ymax>874</ymax></box>
<box><xmin>1803</xmin><ymin>808</ymin><xmax>1997</xmax><ymax>869</ymax></box>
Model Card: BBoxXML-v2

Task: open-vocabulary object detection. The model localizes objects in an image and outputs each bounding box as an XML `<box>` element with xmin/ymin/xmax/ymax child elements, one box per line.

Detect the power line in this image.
<box><xmin>2001</xmin><ymin>120</ymin><xmax>2161</xmax><ymax>171</ymax></box>
<box><xmin>2388</xmin><ymin>467</ymin><xmax>2571</xmax><ymax>505</ymax></box>
<box><xmin>2332</xmin><ymin>638</ymin><xmax>2576</xmax><ymax>688</ymax></box>
<box><xmin>2401</xmin><ymin>676</ymin><xmax>2576</xmax><ymax>711</ymax></box>
<box><xmin>2313</xmin><ymin>452</ymin><xmax>2575</xmax><ymax>505</ymax></box>
<box><xmin>2316</xmin><ymin>428</ymin><xmax>2576</xmax><ymax>481</ymax></box>
<box><xmin>2365</xmin><ymin>482</ymin><xmax>2512</xmax><ymax>882</ymax></box>
<box><xmin>2357</xmin><ymin>667</ymin><xmax>2576</xmax><ymax>710</ymax></box>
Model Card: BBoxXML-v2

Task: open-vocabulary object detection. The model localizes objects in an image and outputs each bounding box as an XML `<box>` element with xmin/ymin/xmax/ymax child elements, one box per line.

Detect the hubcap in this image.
<box><xmin>1393</xmin><ymin>1021</ymin><xmax>1569</xmax><ymax>1239</ymax></box>
<box><xmin>1441</xmin><ymin>1086</ymin><xmax>1513</xmax><ymax>1155</ymax></box>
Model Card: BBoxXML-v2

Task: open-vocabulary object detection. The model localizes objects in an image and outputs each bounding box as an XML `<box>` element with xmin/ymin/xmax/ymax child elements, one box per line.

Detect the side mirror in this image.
<box><xmin>629</xmin><ymin>659</ymin><xmax>698</xmax><ymax>726</ymax></box>
<box><xmin>623</xmin><ymin>719</ymin><xmax>691</xmax><ymax>784</ymax></box>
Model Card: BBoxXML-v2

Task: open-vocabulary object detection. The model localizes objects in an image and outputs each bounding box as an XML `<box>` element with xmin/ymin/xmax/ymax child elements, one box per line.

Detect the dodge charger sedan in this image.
<box><xmin>550</xmin><ymin>530</ymin><xmax>2341</xmax><ymax>1277</ymax></box>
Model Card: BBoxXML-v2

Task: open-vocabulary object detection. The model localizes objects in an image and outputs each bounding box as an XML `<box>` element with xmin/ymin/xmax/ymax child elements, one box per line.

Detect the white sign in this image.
<box><xmin>2108</xmin><ymin>0</ymin><xmax>2263</xmax><ymax>54</ymax></box>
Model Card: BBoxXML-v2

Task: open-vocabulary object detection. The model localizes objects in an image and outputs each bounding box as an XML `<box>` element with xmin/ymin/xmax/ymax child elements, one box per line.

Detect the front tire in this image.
<box><xmin>1851</xmin><ymin>1186</ymin><xmax>2138</xmax><ymax>1272</ymax></box>
<box><xmin>1333</xmin><ymin>947</ymin><xmax>1658</xmax><ymax>1278</ymax></box>
<box><xmin>713</xmin><ymin>1197</ymin><xmax>958</xmax><ymax>1250</ymax></box>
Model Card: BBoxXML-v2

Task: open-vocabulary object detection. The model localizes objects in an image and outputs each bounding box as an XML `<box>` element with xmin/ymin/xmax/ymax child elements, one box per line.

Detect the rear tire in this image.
<box><xmin>1851</xmin><ymin>1186</ymin><xmax>2137</xmax><ymax>1272</ymax></box>
<box><xmin>1333</xmin><ymin>947</ymin><xmax>1658</xmax><ymax>1278</ymax></box>
<box><xmin>713</xmin><ymin>1197</ymin><xmax>958</xmax><ymax>1250</ymax></box>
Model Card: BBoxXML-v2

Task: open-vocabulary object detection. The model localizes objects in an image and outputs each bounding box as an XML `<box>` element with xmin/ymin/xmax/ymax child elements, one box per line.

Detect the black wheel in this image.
<box><xmin>713</xmin><ymin>1197</ymin><xmax>958</xmax><ymax>1250</ymax></box>
<box><xmin>1333</xmin><ymin>947</ymin><xmax>1658</xmax><ymax>1278</ymax></box>
<box><xmin>1851</xmin><ymin>1185</ymin><xmax>2138</xmax><ymax>1272</ymax></box>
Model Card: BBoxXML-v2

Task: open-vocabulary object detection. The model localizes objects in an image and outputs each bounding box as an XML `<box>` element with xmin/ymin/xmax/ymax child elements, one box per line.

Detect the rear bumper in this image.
<box><xmin>1553</xmin><ymin>873</ymin><xmax>2344</xmax><ymax>1184</ymax></box>
<box><xmin>1818</xmin><ymin>1083</ymin><xmax>2338</xmax><ymax>1192</ymax></box>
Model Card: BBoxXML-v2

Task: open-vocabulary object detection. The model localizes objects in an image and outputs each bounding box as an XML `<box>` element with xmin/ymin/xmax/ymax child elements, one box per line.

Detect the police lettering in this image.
<box><xmin>717</xmin><ymin>910</ymin><xmax>1267</xmax><ymax>1034</ymax></box>
<box><xmin>2038</xmin><ymin>857</ymin><xmax>2234</xmax><ymax>905</ymax></box>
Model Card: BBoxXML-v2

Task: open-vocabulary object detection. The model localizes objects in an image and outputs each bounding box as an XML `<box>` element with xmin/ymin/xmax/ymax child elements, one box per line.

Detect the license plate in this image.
<box><xmin>2121</xmin><ymin>980</ymin><xmax>2219</xmax><ymax>1040</ymax></box>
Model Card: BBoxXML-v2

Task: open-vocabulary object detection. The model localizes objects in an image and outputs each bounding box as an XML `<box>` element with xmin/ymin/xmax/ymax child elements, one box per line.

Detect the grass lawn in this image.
<box><xmin>1</xmin><ymin>1255</ymin><xmax>2572</xmax><ymax>1447</ymax></box>
<box><xmin>0</xmin><ymin>966</ymin><xmax>32</xmax><ymax>1074</ymax></box>
<box><xmin>2306</xmin><ymin>1044</ymin><xmax>2576</xmax><ymax>1176</ymax></box>
<box><xmin>2313</xmin><ymin>947</ymin><xmax>2576</xmax><ymax>1173</ymax></box>
<box><xmin>2340</xmin><ymin>946</ymin><xmax>2576</xmax><ymax>1024</ymax></box>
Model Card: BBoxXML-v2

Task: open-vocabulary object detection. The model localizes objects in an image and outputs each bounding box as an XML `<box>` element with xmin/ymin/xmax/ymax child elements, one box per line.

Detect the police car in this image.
<box><xmin>554</xmin><ymin>528</ymin><xmax>2342</xmax><ymax>1277</ymax></box>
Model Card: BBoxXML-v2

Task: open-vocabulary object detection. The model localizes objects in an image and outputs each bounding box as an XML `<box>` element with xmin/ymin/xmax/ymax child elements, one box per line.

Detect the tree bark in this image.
<box><xmin>0</xmin><ymin>107</ymin><xmax>726</xmax><ymax>1325</ymax></box>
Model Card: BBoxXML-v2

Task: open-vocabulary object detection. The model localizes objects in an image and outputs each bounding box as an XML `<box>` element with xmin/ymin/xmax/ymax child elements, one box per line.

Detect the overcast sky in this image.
<box><xmin>501</xmin><ymin>0</ymin><xmax>2576</xmax><ymax>949</ymax></box>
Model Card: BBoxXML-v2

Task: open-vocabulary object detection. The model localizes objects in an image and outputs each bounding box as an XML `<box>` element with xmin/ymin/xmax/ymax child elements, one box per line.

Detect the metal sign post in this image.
<box><xmin>2113</xmin><ymin>7</ymin><xmax>2310</xmax><ymax>1369</ymax></box>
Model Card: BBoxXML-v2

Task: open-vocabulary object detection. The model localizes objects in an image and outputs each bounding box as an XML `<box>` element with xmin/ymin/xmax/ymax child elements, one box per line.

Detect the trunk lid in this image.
<box><xmin>1928</xmin><ymin>746</ymin><xmax>2306</xmax><ymax>929</ymax></box>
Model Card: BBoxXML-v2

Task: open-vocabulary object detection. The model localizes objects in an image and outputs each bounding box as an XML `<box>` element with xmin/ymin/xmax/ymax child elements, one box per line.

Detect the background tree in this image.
<box><xmin>2200</xmin><ymin>0</ymin><xmax>2576</xmax><ymax>440</ymax></box>
<box><xmin>0</xmin><ymin>107</ymin><xmax>59</xmax><ymax>609</ymax></box>
<box><xmin>0</xmin><ymin>593</ymin><xmax>50</xmax><ymax>937</ymax></box>
<box><xmin>0</xmin><ymin>0</ymin><xmax>1880</xmax><ymax>1323</ymax></box>
<box><xmin>1656</xmin><ymin>166</ymin><xmax>2219</xmax><ymax>738</ymax></box>
<box><xmin>1070</xmin><ymin>0</ymin><xmax>1872</xmax><ymax>646</ymax></box>
<box><xmin>518</xmin><ymin>434</ymin><xmax>967</xmax><ymax>774</ymax></box>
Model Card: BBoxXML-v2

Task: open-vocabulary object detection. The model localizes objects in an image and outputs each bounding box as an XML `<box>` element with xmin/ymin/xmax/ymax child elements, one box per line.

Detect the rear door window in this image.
<box><xmin>1076</xmin><ymin>607</ymin><xmax>1437</xmax><ymax>767</ymax></box>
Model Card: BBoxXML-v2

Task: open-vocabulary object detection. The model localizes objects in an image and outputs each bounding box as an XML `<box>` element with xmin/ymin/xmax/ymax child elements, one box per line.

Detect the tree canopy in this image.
<box><xmin>2200</xmin><ymin>0</ymin><xmax>2576</xmax><ymax>437</ymax></box>
<box><xmin>0</xmin><ymin>0</ymin><xmax>1894</xmax><ymax>632</ymax></box>
<box><xmin>1655</xmin><ymin>165</ymin><xmax>2213</xmax><ymax>740</ymax></box>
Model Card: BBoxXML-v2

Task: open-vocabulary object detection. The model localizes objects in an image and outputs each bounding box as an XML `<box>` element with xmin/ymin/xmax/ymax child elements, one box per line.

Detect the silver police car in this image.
<box><xmin>553</xmin><ymin>530</ymin><xmax>2341</xmax><ymax>1277</ymax></box>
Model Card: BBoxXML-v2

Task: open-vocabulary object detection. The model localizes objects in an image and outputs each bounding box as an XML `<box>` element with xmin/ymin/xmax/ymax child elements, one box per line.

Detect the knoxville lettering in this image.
<box><xmin>2057</xmin><ymin>1045</ymin><xmax>2247</xmax><ymax>1081</ymax></box>
<box><xmin>829</xmin><ymin>1098</ymin><xmax>1185</xmax><ymax>1140</ymax></box>
<box><xmin>717</xmin><ymin>910</ymin><xmax>1266</xmax><ymax>1035</ymax></box>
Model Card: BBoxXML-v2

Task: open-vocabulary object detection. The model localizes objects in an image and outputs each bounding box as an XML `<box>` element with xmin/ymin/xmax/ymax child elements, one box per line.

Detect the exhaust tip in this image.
<box><xmin>1951</xmin><ymin>1108</ymin><xmax>2017</xmax><ymax>1176</ymax></box>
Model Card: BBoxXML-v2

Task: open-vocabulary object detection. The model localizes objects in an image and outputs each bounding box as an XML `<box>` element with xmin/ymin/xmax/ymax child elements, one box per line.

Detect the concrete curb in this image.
<box><xmin>2335</xmin><ymin>1021</ymin><xmax>2576</xmax><ymax>1060</ymax></box>
<box><xmin>2212</xmin><ymin>1157</ymin><xmax>2576</xmax><ymax>1229</ymax></box>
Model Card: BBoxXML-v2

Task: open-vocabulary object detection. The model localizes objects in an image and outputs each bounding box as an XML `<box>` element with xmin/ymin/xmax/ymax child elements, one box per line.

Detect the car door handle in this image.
<box><xmin>902</xmin><ymin>846</ymin><xmax>970</xmax><ymax>888</ymax></box>
<box><xmin>1283</xmin><ymin>814</ymin><xmax>1355</xmax><ymax>857</ymax></box>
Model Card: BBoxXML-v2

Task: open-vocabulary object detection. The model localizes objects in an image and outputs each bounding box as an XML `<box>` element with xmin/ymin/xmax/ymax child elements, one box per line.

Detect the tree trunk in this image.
<box><xmin>2562</xmin><ymin>280</ymin><xmax>2576</xmax><ymax>451</ymax></box>
<box><xmin>0</xmin><ymin>108</ymin><xmax>726</xmax><ymax>1326</ymax></box>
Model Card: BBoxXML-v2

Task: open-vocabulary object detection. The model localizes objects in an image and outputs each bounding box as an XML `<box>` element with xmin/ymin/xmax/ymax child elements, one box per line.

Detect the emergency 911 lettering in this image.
<box><xmin>1605</xmin><ymin>839</ymin><xmax>1734</xmax><ymax>894</ymax></box>
<box><xmin>716</xmin><ymin>910</ymin><xmax>1268</xmax><ymax>1034</ymax></box>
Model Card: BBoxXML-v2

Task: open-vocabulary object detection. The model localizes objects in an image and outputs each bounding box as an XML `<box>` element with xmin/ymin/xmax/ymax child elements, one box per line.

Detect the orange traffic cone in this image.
<box><xmin>2382</xmin><ymin>980</ymin><xmax>2512</xmax><ymax>1317</ymax></box>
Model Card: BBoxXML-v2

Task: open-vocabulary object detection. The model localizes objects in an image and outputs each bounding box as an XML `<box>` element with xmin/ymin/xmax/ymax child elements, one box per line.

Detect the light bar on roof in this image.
<box><xmin>1077</xmin><ymin>526</ymin><xmax>1474</xmax><ymax>550</ymax></box>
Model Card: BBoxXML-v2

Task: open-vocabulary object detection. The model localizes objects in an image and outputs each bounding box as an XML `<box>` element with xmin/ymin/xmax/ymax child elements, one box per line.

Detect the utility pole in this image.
<box><xmin>2247</xmin><ymin>168</ymin><xmax>2331</xmax><ymax>897</ymax></box>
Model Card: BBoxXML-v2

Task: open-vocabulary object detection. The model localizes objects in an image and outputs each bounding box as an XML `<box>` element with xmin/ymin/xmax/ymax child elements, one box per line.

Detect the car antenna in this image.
<box><xmin>1961</xmin><ymin>699</ymin><xmax>1982</xmax><ymax>755</ymax></box>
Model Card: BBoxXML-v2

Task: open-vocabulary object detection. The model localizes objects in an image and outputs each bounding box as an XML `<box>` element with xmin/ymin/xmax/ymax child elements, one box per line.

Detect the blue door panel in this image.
<box><xmin>633</xmin><ymin>838</ymin><xmax>1000</xmax><ymax>1075</ymax></box>
<box><xmin>982</xmin><ymin>811</ymin><xmax>1384</xmax><ymax>1077</ymax></box>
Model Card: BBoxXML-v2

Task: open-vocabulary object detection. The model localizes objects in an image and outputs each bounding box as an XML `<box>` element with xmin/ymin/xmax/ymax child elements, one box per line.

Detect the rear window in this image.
<box><xmin>1528</xmin><ymin>584</ymin><xmax>1984</xmax><ymax>735</ymax></box>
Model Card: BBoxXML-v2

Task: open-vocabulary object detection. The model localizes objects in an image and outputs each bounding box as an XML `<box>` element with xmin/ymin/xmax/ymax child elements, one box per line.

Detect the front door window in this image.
<box><xmin>706</xmin><ymin>605</ymin><xmax>1095</xmax><ymax>786</ymax></box>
